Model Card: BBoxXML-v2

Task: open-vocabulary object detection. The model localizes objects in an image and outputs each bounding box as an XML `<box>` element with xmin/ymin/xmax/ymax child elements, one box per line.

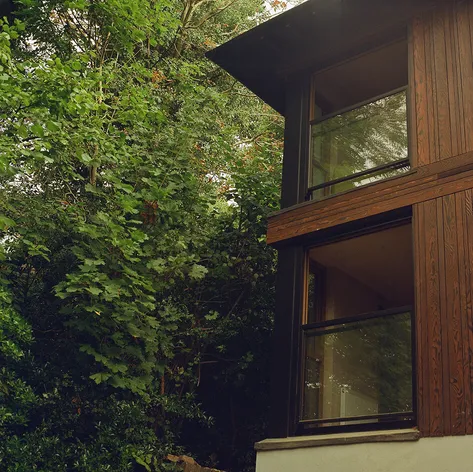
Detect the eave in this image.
<box><xmin>206</xmin><ymin>0</ymin><xmax>439</xmax><ymax>116</ymax></box>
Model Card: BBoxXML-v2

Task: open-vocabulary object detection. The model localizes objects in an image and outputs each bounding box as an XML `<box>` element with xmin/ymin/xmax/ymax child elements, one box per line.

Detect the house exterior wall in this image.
<box><xmin>411</xmin><ymin>0</ymin><xmax>473</xmax><ymax>437</ymax></box>
<box><xmin>413</xmin><ymin>190</ymin><xmax>473</xmax><ymax>437</ymax></box>
<box><xmin>267</xmin><ymin>0</ymin><xmax>473</xmax><ymax>441</ymax></box>
<box><xmin>255</xmin><ymin>434</ymin><xmax>473</xmax><ymax>472</ymax></box>
<box><xmin>412</xmin><ymin>1</ymin><xmax>473</xmax><ymax>167</ymax></box>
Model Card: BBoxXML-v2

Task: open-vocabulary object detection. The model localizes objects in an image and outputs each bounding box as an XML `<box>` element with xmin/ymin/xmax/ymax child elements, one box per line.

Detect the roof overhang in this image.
<box><xmin>0</xmin><ymin>0</ymin><xmax>13</xmax><ymax>19</ymax></box>
<box><xmin>206</xmin><ymin>0</ymin><xmax>439</xmax><ymax>115</ymax></box>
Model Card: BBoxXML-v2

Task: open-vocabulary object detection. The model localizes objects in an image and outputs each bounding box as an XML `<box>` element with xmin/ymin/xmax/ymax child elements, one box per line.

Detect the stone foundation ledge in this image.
<box><xmin>255</xmin><ymin>428</ymin><xmax>420</xmax><ymax>451</ymax></box>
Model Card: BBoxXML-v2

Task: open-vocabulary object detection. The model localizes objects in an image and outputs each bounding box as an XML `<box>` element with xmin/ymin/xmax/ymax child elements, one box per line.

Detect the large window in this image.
<box><xmin>300</xmin><ymin>223</ymin><xmax>415</xmax><ymax>433</ymax></box>
<box><xmin>308</xmin><ymin>39</ymin><xmax>410</xmax><ymax>200</ymax></box>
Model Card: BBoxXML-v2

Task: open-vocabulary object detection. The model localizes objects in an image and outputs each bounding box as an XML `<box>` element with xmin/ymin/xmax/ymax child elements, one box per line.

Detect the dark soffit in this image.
<box><xmin>0</xmin><ymin>0</ymin><xmax>14</xmax><ymax>19</ymax></box>
<box><xmin>206</xmin><ymin>0</ymin><xmax>438</xmax><ymax>115</ymax></box>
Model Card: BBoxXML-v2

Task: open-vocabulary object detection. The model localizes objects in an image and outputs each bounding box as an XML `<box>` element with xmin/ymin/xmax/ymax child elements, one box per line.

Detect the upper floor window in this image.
<box><xmin>307</xmin><ymin>38</ymin><xmax>410</xmax><ymax>200</ymax></box>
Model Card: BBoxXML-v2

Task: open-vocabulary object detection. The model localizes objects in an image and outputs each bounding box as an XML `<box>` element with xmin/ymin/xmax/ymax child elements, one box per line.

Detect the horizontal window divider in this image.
<box><xmin>306</xmin><ymin>158</ymin><xmax>410</xmax><ymax>200</ymax></box>
<box><xmin>310</xmin><ymin>86</ymin><xmax>408</xmax><ymax>125</ymax></box>
<box><xmin>300</xmin><ymin>411</ymin><xmax>414</xmax><ymax>426</ymax></box>
<box><xmin>301</xmin><ymin>305</ymin><xmax>413</xmax><ymax>331</ymax></box>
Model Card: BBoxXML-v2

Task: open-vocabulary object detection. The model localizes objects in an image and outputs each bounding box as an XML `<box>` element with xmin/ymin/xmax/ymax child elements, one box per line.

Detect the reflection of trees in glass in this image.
<box><xmin>302</xmin><ymin>311</ymin><xmax>412</xmax><ymax>421</ymax></box>
<box><xmin>310</xmin><ymin>91</ymin><xmax>408</xmax><ymax>194</ymax></box>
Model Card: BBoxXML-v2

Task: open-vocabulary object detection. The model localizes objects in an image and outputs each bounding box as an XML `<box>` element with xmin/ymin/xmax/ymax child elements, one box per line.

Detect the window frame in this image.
<box><xmin>306</xmin><ymin>73</ymin><xmax>411</xmax><ymax>202</ymax></box>
<box><xmin>296</xmin><ymin>224</ymin><xmax>417</xmax><ymax>436</ymax></box>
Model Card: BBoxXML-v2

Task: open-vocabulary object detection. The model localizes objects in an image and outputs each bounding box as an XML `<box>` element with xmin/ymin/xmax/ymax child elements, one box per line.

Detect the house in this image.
<box><xmin>207</xmin><ymin>0</ymin><xmax>473</xmax><ymax>471</ymax></box>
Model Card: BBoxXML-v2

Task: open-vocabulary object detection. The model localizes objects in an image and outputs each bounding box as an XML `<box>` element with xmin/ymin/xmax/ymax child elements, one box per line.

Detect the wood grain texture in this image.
<box><xmin>413</xmin><ymin>15</ymin><xmax>430</xmax><ymax>166</ymax></box>
<box><xmin>412</xmin><ymin>1</ymin><xmax>473</xmax><ymax>164</ymax></box>
<box><xmin>267</xmin><ymin>151</ymin><xmax>473</xmax><ymax>245</ymax></box>
<box><xmin>268</xmin><ymin>0</ymin><xmax>473</xmax><ymax>440</ymax></box>
<box><xmin>413</xmin><ymin>205</ymin><xmax>429</xmax><ymax>433</ymax></box>
<box><xmin>415</xmin><ymin>190</ymin><xmax>473</xmax><ymax>437</ymax></box>
<box><xmin>455</xmin><ymin>192</ymin><xmax>472</xmax><ymax>434</ymax></box>
<box><xmin>402</xmin><ymin>2</ymin><xmax>473</xmax><ymax>437</ymax></box>
<box><xmin>465</xmin><ymin>190</ymin><xmax>473</xmax><ymax>433</ymax></box>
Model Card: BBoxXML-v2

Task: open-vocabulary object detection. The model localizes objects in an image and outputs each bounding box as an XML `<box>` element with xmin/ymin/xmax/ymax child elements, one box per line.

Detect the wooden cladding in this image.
<box><xmin>269</xmin><ymin>0</ymin><xmax>473</xmax><ymax>246</ymax></box>
<box><xmin>414</xmin><ymin>190</ymin><xmax>473</xmax><ymax>436</ymax></box>
<box><xmin>412</xmin><ymin>0</ymin><xmax>473</xmax><ymax>165</ymax></box>
<box><xmin>268</xmin><ymin>0</ymin><xmax>473</xmax><ymax>439</ymax></box>
<box><xmin>267</xmin><ymin>151</ymin><xmax>473</xmax><ymax>245</ymax></box>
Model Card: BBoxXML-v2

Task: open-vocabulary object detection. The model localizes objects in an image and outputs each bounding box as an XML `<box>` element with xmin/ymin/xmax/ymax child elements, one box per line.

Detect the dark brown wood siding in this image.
<box><xmin>414</xmin><ymin>190</ymin><xmax>473</xmax><ymax>436</ymax></box>
<box><xmin>411</xmin><ymin>1</ymin><xmax>473</xmax><ymax>438</ymax></box>
<box><xmin>412</xmin><ymin>1</ymin><xmax>473</xmax><ymax>166</ymax></box>
<box><xmin>268</xmin><ymin>0</ymin><xmax>473</xmax><ymax>439</ymax></box>
<box><xmin>267</xmin><ymin>151</ymin><xmax>473</xmax><ymax>244</ymax></box>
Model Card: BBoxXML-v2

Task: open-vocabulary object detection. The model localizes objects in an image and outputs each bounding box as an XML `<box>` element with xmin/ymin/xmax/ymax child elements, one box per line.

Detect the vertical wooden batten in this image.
<box><xmin>412</xmin><ymin>0</ymin><xmax>473</xmax><ymax>166</ymax></box>
<box><xmin>414</xmin><ymin>191</ymin><xmax>473</xmax><ymax>436</ymax></box>
<box><xmin>411</xmin><ymin>0</ymin><xmax>473</xmax><ymax>438</ymax></box>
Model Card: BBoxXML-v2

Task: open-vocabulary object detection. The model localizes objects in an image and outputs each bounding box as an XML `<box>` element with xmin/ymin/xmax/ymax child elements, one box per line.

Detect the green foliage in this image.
<box><xmin>0</xmin><ymin>0</ymin><xmax>284</xmax><ymax>469</ymax></box>
<box><xmin>0</xmin><ymin>285</ymin><xmax>37</xmax><ymax>471</ymax></box>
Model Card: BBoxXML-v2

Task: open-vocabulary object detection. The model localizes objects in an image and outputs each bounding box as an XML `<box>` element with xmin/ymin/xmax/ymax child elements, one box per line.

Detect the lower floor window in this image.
<box><xmin>300</xmin><ymin>222</ymin><xmax>415</xmax><ymax>431</ymax></box>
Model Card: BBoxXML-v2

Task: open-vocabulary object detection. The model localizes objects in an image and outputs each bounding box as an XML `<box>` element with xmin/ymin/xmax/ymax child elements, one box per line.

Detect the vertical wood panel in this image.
<box><xmin>412</xmin><ymin>2</ymin><xmax>473</xmax><ymax>437</ymax></box>
<box><xmin>415</xmin><ymin>189</ymin><xmax>473</xmax><ymax>437</ymax></box>
<box><xmin>424</xmin><ymin>199</ymin><xmax>444</xmax><ymax>435</ymax></box>
<box><xmin>436</xmin><ymin>199</ymin><xmax>452</xmax><ymax>436</ymax></box>
<box><xmin>408</xmin><ymin>24</ymin><xmax>419</xmax><ymax>167</ymax></box>
<box><xmin>455</xmin><ymin>192</ymin><xmax>472</xmax><ymax>433</ymax></box>
<box><xmin>458</xmin><ymin>1</ymin><xmax>473</xmax><ymax>152</ymax></box>
<box><xmin>445</xmin><ymin>4</ymin><xmax>461</xmax><ymax>157</ymax></box>
<box><xmin>464</xmin><ymin>190</ymin><xmax>473</xmax><ymax>430</ymax></box>
<box><xmin>412</xmin><ymin>1</ymin><xmax>473</xmax><ymax>164</ymax></box>
<box><xmin>412</xmin><ymin>16</ymin><xmax>430</xmax><ymax>166</ymax></box>
<box><xmin>413</xmin><ymin>205</ymin><xmax>429</xmax><ymax>433</ymax></box>
<box><xmin>424</xmin><ymin>14</ymin><xmax>439</xmax><ymax>162</ymax></box>
<box><xmin>442</xmin><ymin>194</ymin><xmax>465</xmax><ymax>434</ymax></box>
<box><xmin>432</xmin><ymin>9</ymin><xmax>452</xmax><ymax>159</ymax></box>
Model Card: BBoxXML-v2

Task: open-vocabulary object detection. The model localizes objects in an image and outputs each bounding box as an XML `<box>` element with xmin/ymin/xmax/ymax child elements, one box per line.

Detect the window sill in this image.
<box><xmin>254</xmin><ymin>428</ymin><xmax>420</xmax><ymax>451</ymax></box>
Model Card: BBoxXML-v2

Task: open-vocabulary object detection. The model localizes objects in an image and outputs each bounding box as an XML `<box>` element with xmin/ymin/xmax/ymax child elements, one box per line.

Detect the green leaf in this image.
<box><xmin>188</xmin><ymin>264</ymin><xmax>208</xmax><ymax>280</ymax></box>
<box><xmin>46</xmin><ymin>121</ymin><xmax>60</xmax><ymax>132</ymax></box>
<box><xmin>31</xmin><ymin>124</ymin><xmax>44</xmax><ymax>137</ymax></box>
<box><xmin>79</xmin><ymin>153</ymin><xmax>92</xmax><ymax>164</ymax></box>
<box><xmin>90</xmin><ymin>372</ymin><xmax>112</xmax><ymax>384</ymax></box>
<box><xmin>86</xmin><ymin>286</ymin><xmax>102</xmax><ymax>296</ymax></box>
<box><xmin>17</xmin><ymin>124</ymin><xmax>28</xmax><ymax>139</ymax></box>
<box><xmin>204</xmin><ymin>311</ymin><xmax>219</xmax><ymax>321</ymax></box>
<box><xmin>0</xmin><ymin>215</ymin><xmax>15</xmax><ymax>230</ymax></box>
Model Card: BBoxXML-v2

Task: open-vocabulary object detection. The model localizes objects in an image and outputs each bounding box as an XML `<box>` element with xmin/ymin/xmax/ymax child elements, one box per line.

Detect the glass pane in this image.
<box><xmin>306</xmin><ymin>263</ymin><xmax>325</xmax><ymax>324</ymax></box>
<box><xmin>310</xmin><ymin>91</ymin><xmax>408</xmax><ymax>197</ymax></box>
<box><xmin>310</xmin><ymin>161</ymin><xmax>410</xmax><ymax>200</ymax></box>
<box><xmin>302</xmin><ymin>311</ymin><xmax>412</xmax><ymax>423</ymax></box>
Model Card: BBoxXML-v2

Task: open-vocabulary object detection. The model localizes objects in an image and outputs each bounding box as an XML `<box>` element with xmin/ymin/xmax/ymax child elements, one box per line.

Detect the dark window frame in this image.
<box><xmin>307</xmin><ymin>66</ymin><xmax>411</xmax><ymax>202</ymax></box>
<box><xmin>295</xmin><ymin>222</ymin><xmax>417</xmax><ymax>436</ymax></box>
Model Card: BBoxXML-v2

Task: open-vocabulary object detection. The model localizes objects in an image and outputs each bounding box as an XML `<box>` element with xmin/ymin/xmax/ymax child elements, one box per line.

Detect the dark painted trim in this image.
<box><xmin>269</xmin><ymin>246</ymin><xmax>305</xmax><ymax>438</ymax></box>
<box><xmin>301</xmin><ymin>305</ymin><xmax>412</xmax><ymax>331</ymax></box>
<box><xmin>306</xmin><ymin>159</ymin><xmax>410</xmax><ymax>200</ymax></box>
<box><xmin>296</xmin><ymin>418</ymin><xmax>416</xmax><ymax>437</ymax></box>
<box><xmin>280</xmin><ymin>76</ymin><xmax>310</xmax><ymax>209</ymax></box>
<box><xmin>299</xmin><ymin>412</ymin><xmax>415</xmax><ymax>426</ymax></box>
<box><xmin>271</xmin><ymin>80</ymin><xmax>314</xmax><ymax>431</ymax></box>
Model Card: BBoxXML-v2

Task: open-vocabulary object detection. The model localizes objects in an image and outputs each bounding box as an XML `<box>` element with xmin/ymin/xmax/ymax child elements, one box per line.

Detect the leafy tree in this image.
<box><xmin>0</xmin><ymin>0</ymin><xmax>284</xmax><ymax>469</ymax></box>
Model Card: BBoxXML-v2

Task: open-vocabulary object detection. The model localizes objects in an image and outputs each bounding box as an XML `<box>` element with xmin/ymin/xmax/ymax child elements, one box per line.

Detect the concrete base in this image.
<box><xmin>256</xmin><ymin>431</ymin><xmax>473</xmax><ymax>472</ymax></box>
